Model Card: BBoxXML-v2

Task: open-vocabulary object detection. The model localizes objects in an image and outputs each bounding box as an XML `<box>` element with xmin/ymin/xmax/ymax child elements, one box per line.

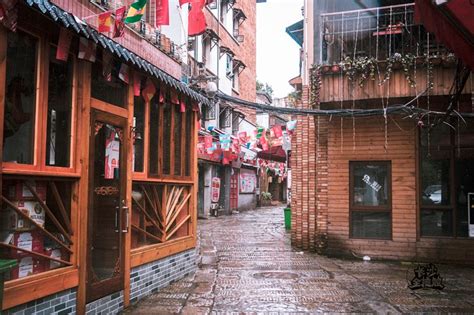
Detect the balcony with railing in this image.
<box><xmin>316</xmin><ymin>3</ymin><xmax>469</xmax><ymax>104</ymax></box>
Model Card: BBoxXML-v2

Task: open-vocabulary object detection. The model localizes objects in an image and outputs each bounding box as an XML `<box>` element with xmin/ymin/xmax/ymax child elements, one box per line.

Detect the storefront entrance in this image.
<box><xmin>87</xmin><ymin>110</ymin><xmax>128</xmax><ymax>302</ymax></box>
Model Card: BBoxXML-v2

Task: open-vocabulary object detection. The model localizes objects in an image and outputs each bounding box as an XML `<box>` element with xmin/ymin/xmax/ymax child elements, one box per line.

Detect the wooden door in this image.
<box><xmin>87</xmin><ymin>110</ymin><xmax>128</xmax><ymax>302</ymax></box>
<box><xmin>230</xmin><ymin>171</ymin><xmax>238</xmax><ymax>210</ymax></box>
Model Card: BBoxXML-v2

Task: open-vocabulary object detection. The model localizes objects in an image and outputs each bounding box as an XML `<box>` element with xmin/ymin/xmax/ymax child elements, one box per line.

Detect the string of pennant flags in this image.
<box><xmin>198</xmin><ymin>120</ymin><xmax>297</xmax><ymax>166</ymax></box>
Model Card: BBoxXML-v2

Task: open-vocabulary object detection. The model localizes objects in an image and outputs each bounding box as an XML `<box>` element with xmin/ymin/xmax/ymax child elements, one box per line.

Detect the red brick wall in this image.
<box><xmin>52</xmin><ymin>0</ymin><xmax>182</xmax><ymax>79</ymax></box>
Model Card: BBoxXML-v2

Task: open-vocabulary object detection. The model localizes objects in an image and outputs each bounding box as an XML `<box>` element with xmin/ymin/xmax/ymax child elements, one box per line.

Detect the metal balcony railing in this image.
<box><xmin>319</xmin><ymin>3</ymin><xmax>450</xmax><ymax>65</ymax></box>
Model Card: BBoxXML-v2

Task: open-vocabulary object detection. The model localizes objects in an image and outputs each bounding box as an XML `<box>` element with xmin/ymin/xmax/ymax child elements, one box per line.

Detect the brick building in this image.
<box><xmin>193</xmin><ymin>0</ymin><xmax>260</xmax><ymax>217</ymax></box>
<box><xmin>291</xmin><ymin>0</ymin><xmax>474</xmax><ymax>263</ymax></box>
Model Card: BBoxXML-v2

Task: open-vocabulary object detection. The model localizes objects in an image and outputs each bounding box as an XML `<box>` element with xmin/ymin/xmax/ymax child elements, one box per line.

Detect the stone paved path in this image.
<box><xmin>124</xmin><ymin>206</ymin><xmax>474</xmax><ymax>314</ymax></box>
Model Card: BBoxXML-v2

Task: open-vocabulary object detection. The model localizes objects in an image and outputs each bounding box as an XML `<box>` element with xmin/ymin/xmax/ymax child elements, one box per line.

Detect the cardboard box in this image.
<box><xmin>6</xmin><ymin>181</ymin><xmax>47</xmax><ymax>201</ymax></box>
<box><xmin>44</xmin><ymin>247</ymin><xmax>67</xmax><ymax>270</ymax></box>
<box><xmin>10</xmin><ymin>256</ymin><xmax>44</xmax><ymax>279</ymax></box>
<box><xmin>1</xmin><ymin>200</ymin><xmax>46</xmax><ymax>231</ymax></box>
<box><xmin>2</xmin><ymin>230</ymin><xmax>44</xmax><ymax>256</ymax></box>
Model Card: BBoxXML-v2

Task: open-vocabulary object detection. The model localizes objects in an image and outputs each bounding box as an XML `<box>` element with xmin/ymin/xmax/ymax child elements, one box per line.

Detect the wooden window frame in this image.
<box><xmin>349</xmin><ymin>160</ymin><xmax>392</xmax><ymax>240</ymax></box>
<box><xmin>2</xmin><ymin>28</ymin><xmax>79</xmax><ymax>177</ymax></box>
<box><xmin>418</xmin><ymin>124</ymin><xmax>474</xmax><ymax>239</ymax></box>
<box><xmin>132</xmin><ymin>84</ymin><xmax>196</xmax><ymax>183</ymax></box>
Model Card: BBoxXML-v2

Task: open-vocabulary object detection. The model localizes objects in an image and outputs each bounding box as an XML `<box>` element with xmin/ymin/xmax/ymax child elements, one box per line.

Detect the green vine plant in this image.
<box><xmin>309</xmin><ymin>64</ymin><xmax>322</xmax><ymax>108</ymax></box>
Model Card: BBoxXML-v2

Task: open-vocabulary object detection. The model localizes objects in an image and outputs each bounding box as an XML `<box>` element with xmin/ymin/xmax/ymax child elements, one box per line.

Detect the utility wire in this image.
<box><xmin>214</xmin><ymin>89</ymin><xmax>474</xmax><ymax>118</ymax></box>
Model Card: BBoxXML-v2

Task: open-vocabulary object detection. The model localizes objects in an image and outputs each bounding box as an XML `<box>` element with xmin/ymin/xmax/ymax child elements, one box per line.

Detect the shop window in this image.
<box><xmin>174</xmin><ymin>106</ymin><xmax>183</xmax><ymax>176</ymax></box>
<box><xmin>184</xmin><ymin>110</ymin><xmax>193</xmax><ymax>177</ymax></box>
<box><xmin>419</xmin><ymin>119</ymin><xmax>474</xmax><ymax>238</ymax></box>
<box><xmin>46</xmin><ymin>46</ymin><xmax>73</xmax><ymax>167</ymax></box>
<box><xmin>3</xmin><ymin>31</ymin><xmax>38</xmax><ymax>164</ymax></box>
<box><xmin>133</xmin><ymin>96</ymin><xmax>145</xmax><ymax>173</ymax></box>
<box><xmin>350</xmin><ymin>161</ymin><xmax>391</xmax><ymax>239</ymax></box>
<box><xmin>162</xmin><ymin>102</ymin><xmax>172</xmax><ymax>175</ymax></box>
<box><xmin>91</xmin><ymin>50</ymin><xmax>128</xmax><ymax>108</ymax></box>
<box><xmin>131</xmin><ymin>183</ymin><xmax>192</xmax><ymax>249</ymax></box>
<box><xmin>0</xmin><ymin>178</ymin><xmax>74</xmax><ymax>281</ymax></box>
<box><xmin>148</xmin><ymin>98</ymin><xmax>160</xmax><ymax>175</ymax></box>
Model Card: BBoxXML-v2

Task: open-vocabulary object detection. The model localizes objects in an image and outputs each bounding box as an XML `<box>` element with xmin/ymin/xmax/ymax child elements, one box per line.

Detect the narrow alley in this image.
<box><xmin>124</xmin><ymin>206</ymin><xmax>474</xmax><ymax>314</ymax></box>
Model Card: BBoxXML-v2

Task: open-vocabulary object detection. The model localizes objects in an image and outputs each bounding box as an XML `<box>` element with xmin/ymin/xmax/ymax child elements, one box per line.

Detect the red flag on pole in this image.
<box><xmin>156</xmin><ymin>0</ymin><xmax>169</xmax><ymax>26</ymax></box>
<box><xmin>113</xmin><ymin>6</ymin><xmax>127</xmax><ymax>38</ymax></box>
<box><xmin>142</xmin><ymin>78</ymin><xmax>156</xmax><ymax>103</ymax></box>
<box><xmin>188</xmin><ymin>0</ymin><xmax>207</xmax><ymax>36</ymax></box>
<box><xmin>56</xmin><ymin>28</ymin><xmax>72</xmax><ymax>61</ymax></box>
<box><xmin>98</xmin><ymin>11</ymin><xmax>112</xmax><ymax>33</ymax></box>
<box><xmin>179</xmin><ymin>0</ymin><xmax>190</xmax><ymax>6</ymax></box>
<box><xmin>133</xmin><ymin>72</ymin><xmax>141</xmax><ymax>96</ymax></box>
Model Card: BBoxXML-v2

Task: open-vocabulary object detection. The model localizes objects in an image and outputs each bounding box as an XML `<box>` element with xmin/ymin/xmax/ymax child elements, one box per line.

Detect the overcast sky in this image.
<box><xmin>256</xmin><ymin>0</ymin><xmax>304</xmax><ymax>99</ymax></box>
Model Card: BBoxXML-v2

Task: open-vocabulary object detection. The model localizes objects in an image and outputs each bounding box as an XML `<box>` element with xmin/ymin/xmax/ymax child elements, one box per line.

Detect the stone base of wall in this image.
<box><xmin>4</xmin><ymin>248</ymin><xmax>197</xmax><ymax>315</ymax></box>
<box><xmin>130</xmin><ymin>248</ymin><xmax>197</xmax><ymax>305</ymax></box>
<box><xmin>4</xmin><ymin>288</ymin><xmax>77</xmax><ymax>315</ymax></box>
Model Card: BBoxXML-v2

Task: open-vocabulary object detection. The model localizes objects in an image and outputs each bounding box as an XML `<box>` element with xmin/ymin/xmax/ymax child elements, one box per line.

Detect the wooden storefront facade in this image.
<box><xmin>0</xmin><ymin>2</ymin><xmax>206</xmax><ymax>314</ymax></box>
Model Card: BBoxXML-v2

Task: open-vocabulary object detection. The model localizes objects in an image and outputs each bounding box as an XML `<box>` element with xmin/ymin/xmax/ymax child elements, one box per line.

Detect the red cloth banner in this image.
<box><xmin>133</xmin><ymin>72</ymin><xmax>141</xmax><ymax>96</ymax></box>
<box><xmin>204</xmin><ymin>135</ymin><xmax>213</xmax><ymax>149</ymax></box>
<box><xmin>272</xmin><ymin>125</ymin><xmax>283</xmax><ymax>138</ymax></box>
<box><xmin>113</xmin><ymin>6</ymin><xmax>127</xmax><ymax>38</ymax></box>
<box><xmin>188</xmin><ymin>0</ymin><xmax>206</xmax><ymax>36</ymax></box>
<box><xmin>170</xmin><ymin>89</ymin><xmax>179</xmax><ymax>104</ymax></box>
<box><xmin>142</xmin><ymin>78</ymin><xmax>156</xmax><ymax>103</ymax></box>
<box><xmin>78</xmin><ymin>37</ymin><xmax>96</xmax><ymax>62</ymax></box>
<box><xmin>156</xmin><ymin>0</ymin><xmax>169</xmax><ymax>26</ymax></box>
<box><xmin>118</xmin><ymin>63</ymin><xmax>129</xmax><ymax>84</ymax></box>
<box><xmin>180</xmin><ymin>98</ymin><xmax>186</xmax><ymax>113</ymax></box>
<box><xmin>98</xmin><ymin>11</ymin><xmax>112</xmax><ymax>33</ymax></box>
<box><xmin>102</xmin><ymin>50</ymin><xmax>113</xmax><ymax>81</ymax></box>
<box><xmin>159</xmin><ymin>84</ymin><xmax>166</xmax><ymax>103</ymax></box>
<box><xmin>56</xmin><ymin>28</ymin><xmax>72</xmax><ymax>61</ymax></box>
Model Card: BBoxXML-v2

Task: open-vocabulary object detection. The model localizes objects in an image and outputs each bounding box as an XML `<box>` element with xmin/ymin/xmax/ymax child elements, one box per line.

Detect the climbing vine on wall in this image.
<box><xmin>310</xmin><ymin>64</ymin><xmax>322</xmax><ymax>108</ymax></box>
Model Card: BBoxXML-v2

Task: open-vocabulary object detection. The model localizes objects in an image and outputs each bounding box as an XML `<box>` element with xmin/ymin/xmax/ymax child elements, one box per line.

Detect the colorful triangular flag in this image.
<box><xmin>98</xmin><ymin>11</ymin><xmax>112</xmax><ymax>33</ymax></box>
<box><xmin>113</xmin><ymin>6</ymin><xmax>127</xmax><ymax>38</ymax></box>
<box><xmin>125</xmin><ymin>0</ymin><xmax>147</xmax><ymax>24</ymax></box>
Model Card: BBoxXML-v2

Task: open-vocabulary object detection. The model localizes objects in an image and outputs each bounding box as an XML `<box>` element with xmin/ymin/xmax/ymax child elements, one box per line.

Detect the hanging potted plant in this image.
<box><xmin>331</xmin><ymin>63</ymin><xmax>341</xmax><ymax>73</ymax></box>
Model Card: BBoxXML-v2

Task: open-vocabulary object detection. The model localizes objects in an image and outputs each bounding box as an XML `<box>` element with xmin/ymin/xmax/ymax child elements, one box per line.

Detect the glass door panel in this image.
<box><xmin>87</xmin><ymin>111</ymin><xmax>127</xmax><ymax>302</ymax></box>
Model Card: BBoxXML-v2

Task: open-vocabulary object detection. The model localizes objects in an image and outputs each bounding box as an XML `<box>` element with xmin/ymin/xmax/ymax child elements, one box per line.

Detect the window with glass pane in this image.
<box><xmin>421</xmin><ymin>209</ymin><xmax>453</xmax><ymax>237</ymax></box>
<box><xmin>91</xmin><ymin>51</ymin><xmax>127</xmax><ymax>108</ymax></box>
<box><xmin>350</xmin><ymin>161</ymin><xmax>391</xmax><ymax>239</ymax></box>
<box><xmin>352</xmin><ymin>163</ymin><xmax>389</xmax><ymax>207</ymax></box>
<box><xmin>420</xmin><ymin>155</ymin><xmax>450</xmax><ymax>206</ymax></box>
<box><xmin>149</xmin><ymin>99</ymin><xmax>160</xmax><ymax>175</ymax></box>
<box><xmin>174</xmin><ymin>106</ymin><xmax>182</xmax><ymax>176</ymax></box>
<box><xmin>184</xmin><ymin>110</ymin><xmax>193</xmax><ymax>177</ymax></box>
<box><xmin>133</xmin><ymin>97</ymin><xmax>145</xmax><ymax>172</ymax></box>
<box><xmin>46</xmin><ymin>46</ymin><xmax>73</xmax><ymax>167</ymax></box>
<box><xmin>162</xmin><ymin>102</ymin><xmax>172</xmax><ymax>175</ymax></box>
<box><xmin>3</xmin><ymin>31</ymin><xmax>38</xmax><ymax>164</ymax></box>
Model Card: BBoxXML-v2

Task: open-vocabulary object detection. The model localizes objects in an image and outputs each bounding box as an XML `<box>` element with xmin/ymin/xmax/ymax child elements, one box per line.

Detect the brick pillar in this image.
<box><xmin>291</xmin><ymin>85</ymin><xmax>328</xmax><ymax>252</ymax></box>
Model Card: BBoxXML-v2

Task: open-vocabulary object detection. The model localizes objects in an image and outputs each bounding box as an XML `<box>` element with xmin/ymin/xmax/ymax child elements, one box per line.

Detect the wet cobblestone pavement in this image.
<box><xmin>124</xmin><ymin>206</ymin><xmax>474</xmax><ymax>314</ymax></box>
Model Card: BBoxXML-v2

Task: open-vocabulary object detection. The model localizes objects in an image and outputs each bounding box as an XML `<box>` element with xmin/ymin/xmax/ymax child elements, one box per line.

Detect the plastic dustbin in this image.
<box><xmin>284</xmin><ymin>207</ymin><xmax>291</xmax><ymax>230</ymax></box>
<box><xmin>0</xmin><ymin>259</ymin><xmax>17</xmax><ymax>313</ymax></box>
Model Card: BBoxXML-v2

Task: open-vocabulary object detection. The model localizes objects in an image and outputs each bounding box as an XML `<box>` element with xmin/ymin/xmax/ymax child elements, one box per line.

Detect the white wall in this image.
<box><xmin>256</xmin><ymin>113</ymin><xmax>269</xmax><ymax>129</ymax></box>
<box><xmin>161</xmin><ymin>0</ymin><xmax>189</xmax><ymax>62</ymax></box>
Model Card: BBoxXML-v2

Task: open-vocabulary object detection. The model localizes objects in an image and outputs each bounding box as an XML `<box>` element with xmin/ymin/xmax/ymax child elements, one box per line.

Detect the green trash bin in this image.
<box><xmin>284</xmin><ymin>207</ymin><xmax>291</xmax><ymax>230</ymax></box>
<box><xmin>0</xmin><ymin>259</ymin><xmax>17</xmax><ymax>314</ymax></box>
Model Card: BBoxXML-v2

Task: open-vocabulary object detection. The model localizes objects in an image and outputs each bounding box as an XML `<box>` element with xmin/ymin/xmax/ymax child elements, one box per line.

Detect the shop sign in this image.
<box><xmin>469</xmin><ymin>193</ymin><xmax>474</xmax><ymax>237</ymax></box>
<box><xmin>362</xmin><ymin>174</ymin><xmax>382</xmax><ymax>192</ymax></box>
<box><xmin>240</xmin><ymin>171</ymin><xmax>256</xmax><ymax>194</ymax></box>
<box><xmin>211</xmin><ymin>177</ymin><xmax>221</xmax><ymax>203</ymax></box>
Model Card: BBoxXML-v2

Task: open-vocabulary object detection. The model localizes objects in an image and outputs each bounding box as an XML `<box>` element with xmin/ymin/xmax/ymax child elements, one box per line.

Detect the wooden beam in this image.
<box><xmin>48</xmin><ymin>181</ymin><xmax>73</xmax><ymax>235</ymax></box>
<box><xmin>166</xmin><ymin>215</ymin><xmax>191</xmax><ymax>241</ymax></box>
<box><xmin>132</xmin><ymin>196</ymin><xmax>163</xmax><ymax>232</ymax></box>
<box><xmin>166</xmin><ymin>192</ymin><xmax>191</xmax><ymax>232</ymax></box>
<box><xmin>132</xmin><ymin>224</ymin><xmax>162</xmax><ymax>243</ymax></box>
<box><xmin>165</xmin><ymin>186</ymin><xmax>185</xmax><ymax>225</ymax></box>
<box><xmin>0</xmin><ymin>242</ymin><xmax>72</xmax><ymax>266</ymax></box>
<box><xmin>1</xmin><ymin>196</ymin><xmax>72</xmax><ymax>253</ymax></box>
<box><xmin>140</xmin><ymin>185</ymin><xmax>160</xmax><ymax>222</ymax></box>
